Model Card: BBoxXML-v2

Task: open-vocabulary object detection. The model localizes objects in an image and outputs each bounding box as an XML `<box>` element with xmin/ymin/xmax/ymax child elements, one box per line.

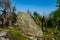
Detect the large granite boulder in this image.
<box><xmin>17</xmin><ymin>12</ymin><xmax>43</xmax><ymax>40</ymax></box>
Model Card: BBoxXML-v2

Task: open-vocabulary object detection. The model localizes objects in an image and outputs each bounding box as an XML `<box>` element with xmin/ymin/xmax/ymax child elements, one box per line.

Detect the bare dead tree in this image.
<box><xmin>0</xmin><ymin>0</ymin><xmax>16</xmax><ymax>26</ymax></box>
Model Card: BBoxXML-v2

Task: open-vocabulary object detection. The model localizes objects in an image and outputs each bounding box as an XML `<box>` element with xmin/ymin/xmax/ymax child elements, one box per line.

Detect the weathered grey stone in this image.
<box><xmin>0</xmin><ymin>30</ymin><xmax>7</xmax><ymax>36</ymax></box>
<box><xmin>17</xmin><ymin>12</ymin><xmax>43</xmax><ymax>40</ymax></box>
<box><xmin>0</xmin><ymin>37</ymin><xmax>9</xmax><ymax>40</ymax></box>
<box><xmin>0</xmin><ymin>30</ymin><xmax>10</xmax><ymax>40</ymax></box>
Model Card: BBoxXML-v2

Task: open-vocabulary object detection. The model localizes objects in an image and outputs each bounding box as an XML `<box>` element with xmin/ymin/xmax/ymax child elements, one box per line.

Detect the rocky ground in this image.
<box><xmin>0</xmin><ymin>27</ymin><xmax>30</xmax><ymax>40</ymax></box>
<box><xmin>0</xmin><ymin>26</ymin><xmax>60</xmax><ymax>40</ymax></box>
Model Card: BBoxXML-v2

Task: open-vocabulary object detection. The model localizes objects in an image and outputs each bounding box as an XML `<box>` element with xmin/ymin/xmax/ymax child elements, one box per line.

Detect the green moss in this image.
<box><xmin>43</xmin><ymin>32</ymin><xmax>54</xmax><ymax>38</ymax></box>
<box><xmin>6</xmin><ymin>29</ymin><xmax>22</xmax><ymax>35</ymax></box>
<box><xmin>18</xmin><ymin>36</ymin><xmax>29</xmax><ymax>40</ymax></box>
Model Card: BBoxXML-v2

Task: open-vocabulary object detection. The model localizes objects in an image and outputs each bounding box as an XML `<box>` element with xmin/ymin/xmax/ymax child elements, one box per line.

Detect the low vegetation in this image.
<box><xmin>5</xmin><ymin>27</ymin><xmax>30</xmax><ymax>40</ymax></box>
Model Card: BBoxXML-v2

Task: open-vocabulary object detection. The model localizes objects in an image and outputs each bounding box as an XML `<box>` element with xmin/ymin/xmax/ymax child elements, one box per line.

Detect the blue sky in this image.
<box><xmin>12</xmin><ymin>0</ymin><xmax>57</xmax><ymax>15</ymax></box>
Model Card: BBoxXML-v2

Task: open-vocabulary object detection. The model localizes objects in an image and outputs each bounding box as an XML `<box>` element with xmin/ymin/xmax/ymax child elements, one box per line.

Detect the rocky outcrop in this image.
<box><xmin>0</xmin><ymin>29</ymin><xmax>9</xmax><ymax>40</ymax></box>
<box><xmin>0</xmin><ymin>29</ymin><xmax>17</xmax><ymax>40</ymax></box>
<box><xmin>17</xmin><ymin>12</ymin><xmax>43</xmax><ymax>40</ymax></box>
